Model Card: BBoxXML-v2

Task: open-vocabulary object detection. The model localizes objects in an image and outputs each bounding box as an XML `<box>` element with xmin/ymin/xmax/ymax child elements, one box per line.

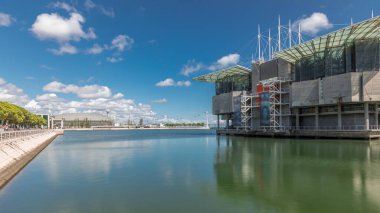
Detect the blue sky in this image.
<box><xmin>0</xmin><ymin>0</ymin><xmax>379</xmax><ymax>123</ymax></box>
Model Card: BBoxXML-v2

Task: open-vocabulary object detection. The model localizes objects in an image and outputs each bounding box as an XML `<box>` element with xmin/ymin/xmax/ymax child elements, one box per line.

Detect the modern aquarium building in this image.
<box><xmin>194</xmin><ymin>16</ymin><xmax>380</xmax><ymax>139</ymax></box>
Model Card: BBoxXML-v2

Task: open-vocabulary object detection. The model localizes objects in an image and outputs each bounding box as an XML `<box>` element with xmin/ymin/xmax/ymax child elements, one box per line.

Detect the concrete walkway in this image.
<box><xmin>0</xmin><ymin>130</ymin><xmax>63</xmax><ymax>189</ymax></box>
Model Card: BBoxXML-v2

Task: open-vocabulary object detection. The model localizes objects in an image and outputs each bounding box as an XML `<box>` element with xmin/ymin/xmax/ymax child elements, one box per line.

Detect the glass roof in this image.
<box><xmin>192</xmin><ymin>65</ymin><xmax>251</xmax><ymax>83</ymax></box>
<box><xmin>275</xmin><ymin>16</ymin><xmax>380</xmax><ymax>63</ymax></box>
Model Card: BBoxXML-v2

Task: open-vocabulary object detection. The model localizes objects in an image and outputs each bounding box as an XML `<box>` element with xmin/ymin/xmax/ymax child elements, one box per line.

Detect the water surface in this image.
<box><xmin>1</xmin><ymin>130</ymin><xmax>380</xmax><ymax>213</ymax></box>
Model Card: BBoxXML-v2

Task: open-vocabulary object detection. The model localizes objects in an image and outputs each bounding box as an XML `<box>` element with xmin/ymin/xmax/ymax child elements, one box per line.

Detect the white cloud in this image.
<box><xmin>0</xmin><ymin>77</ymin><xmax>157</xmax><ymax>122</ymax></box>
<box><xmin>113</xmin><ymin>92</ymin><xmax>124</xmax><ymax>99</ymax></box>
<box><xmin>43</xmin><ymin>81</ymin><xmax>112</xmax><ymax>99</ymax></box>
<box><xmin>0</xmin><ymin>12</ymin><xmax>13</xmax><ymax>27</ymax></box>
<box><xmin>29</xmin><ymin>94</ymin><xmax>156</xmax><ymax>122</ymax></box>
<box><xmin>0</xmin><ymin>78</ymin><xmax>29</xmax><ymax>106</ymax></box>
<box><xmin>176</xmin><ymin>81</ymin><xmax>191</xmax><ymax>87</ymax></box>
<box><xmin>84</xmin><ymin>0</ymin><xmax>96</xmax><ymax>9</ymax></box>
<box><xmin>156</xmin><ymin>78</ymin><xmax>175</xmax><ymax>87</ymax></box>
<box><xmin>180</xmin><ymin>60</ymin><xmax>204</xmax><ymax>76</ymax></box>
<box><xmin>86</xmin><ymin>34</ymin><xmax>133</xmax><ymax>58</ymax></box>
<box><xmin>36</xmin><ymin>93</ymin><xmax>62</xmax><ymax>102</ymax></box>
<box><xmin>209</xmin><ymin>53</ymin><xmax>240</xmax><ymax>71</ymax></box>
<box><xmin>155</xmin><ymin>78</ymin><xmax>191</xmax><ymax>87</ymax></box>
<box><xmin>40</xmin><ymin>64</ymin><xmax>54</xmax><ymax>70</ymax></box>
<box><xmin>48</xmin><ymin>43</ymin><xmax>78</xmax><ymax>55</ymax></box>
<box><xmin>78</xmin><ymin>85</ymin><xmax>112</xmax><ymax>99</ymax></box>
<box><xmin>180</xmin><ymin>53</ymin><xmax>240</xmax><ymax>75</ymax></box>
<box><xmin>152</xmin><ymin>98</ymin><xmax>167</xmax><ymax>104</ymax></box>
<box><xmin>84</xmin><ymin>0</ymin><xmax>115</xmax><ymax>17</ymax></box>
<box><xmin>50</xmin><ymin>2</ymin><xmax>77</xmax><ymax>12</ymax></box>
<box><xmin>107</xmin><ymin>56</ymin><xmax>123</xmax><ymax>63</ymax></box>
<box><xmin>25</xmin><ymin>100</ymin><xmax>41</xmax><ymax>110</ymax></box>
<box><xmin>292</xmin><ymin>12</ymin><xmax>332</xmax><ymax>36</ymax></box>
<box><xmin>86</xmin><ymin>43</ymin><xmax>104</xmax><ymax>54</ymax></box>
<box><xmin>110</xmin><ymin>35</ymin><xmax>134</xmax><ymax>51</ymax></box>
<box><xmin>30</xmin><ymin>11</ymin><xmax>97</xmax><ymax>55</ymax></box>
<box><xmin>30</xmin><ymin>12</ymin><xmax>96</xmax><ymax>43</ymax></box>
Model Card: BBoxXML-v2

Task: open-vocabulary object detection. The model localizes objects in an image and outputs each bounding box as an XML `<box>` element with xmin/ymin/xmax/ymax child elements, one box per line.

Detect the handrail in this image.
<box><xmin>0</xmin><ymin>129</ymin><xmax>52</xmax><ymax>142</ymax></box>
<box><xmin>222</xmin><ymin>125</ymin><xmax>380</xmax><ymax>132</ymax></box>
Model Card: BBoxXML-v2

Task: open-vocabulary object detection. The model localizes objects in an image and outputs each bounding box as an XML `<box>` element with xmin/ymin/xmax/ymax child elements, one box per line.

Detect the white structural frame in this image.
<box><xmin>241</xmin><ymin>77</ymin><xmax>290</xmax><ymax>131</ymax></box>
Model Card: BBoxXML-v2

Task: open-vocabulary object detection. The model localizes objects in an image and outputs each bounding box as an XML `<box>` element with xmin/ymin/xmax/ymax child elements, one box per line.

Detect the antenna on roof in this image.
<box><xmin>278</xmin><ymin>15</ymin><xmax>281</xmax><ymax>51</ymax></box>
<box><xmin>258</xmin><ymin>25</ymin><xmax>261</xmax><ymax>61</ymax></box>
<box><xmin>372</xmin><ymin>10</ymin><xmax>374</xmax><ymax>18</ymax></box>
<box><xmin>351</xmin><ymin>18</ymin><xmax>353</xmax><ymax>26</ymax></box>
<box><xmin>269</xmin><ymin>28</ymin><xmax>272</xmax><ymax>60</ymax></box>
<box><xmin>298</xmin><ymin>24</ymin><xmax>301</xmax><ymax>45</ymax></box>
<box><xmin>288</xmin><ymin>19</ymin><xmax>292</xmax><ymax>48</ymax></box>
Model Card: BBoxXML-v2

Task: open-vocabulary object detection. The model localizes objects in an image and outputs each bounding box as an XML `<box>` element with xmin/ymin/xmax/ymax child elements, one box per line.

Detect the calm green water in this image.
<box><xmin>1</xmin><ymin>130</ymin><xmax>380</xmax><ymax>213</ymax></box>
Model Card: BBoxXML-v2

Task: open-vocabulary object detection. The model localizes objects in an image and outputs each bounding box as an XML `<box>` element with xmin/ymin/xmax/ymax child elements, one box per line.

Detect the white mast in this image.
<box><xmin>372</xmin><ymin>10</ymin><xmax>374</xmax><ymax>18</ymax></box>
<box><xmin>351</xmin><ymin>18</ymin><xmax>353</xmax><ymax>26</ymax></box>
<box><xmin>269</xmin><ymin>28</ymin><xmax>272</xmax><ymax>60</ymax></box>
<box><xmin>288</xmin><ymin>20</ymin><xmax>292</xmax><ymax>48</ymax></box>
<box><xmin>278</xmin><ymin>15</ymin><xmax>281</xmax><ymax>51</ymax></box>
<box><xmin>298</xmin><ymin>23</ymin><xmax>301</xmax><ymax>45</ymax></box>
<box><xmin>258</xmin><ymin>25</ymin><xmax>261</xmax><ymax>61</ymax></box>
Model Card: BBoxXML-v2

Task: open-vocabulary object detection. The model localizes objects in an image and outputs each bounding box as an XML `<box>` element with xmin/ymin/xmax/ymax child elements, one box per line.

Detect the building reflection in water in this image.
<box><xmin>214</xmin><ymin>136</ymin><xmax>380</xmax><ymax>213</ymax></box>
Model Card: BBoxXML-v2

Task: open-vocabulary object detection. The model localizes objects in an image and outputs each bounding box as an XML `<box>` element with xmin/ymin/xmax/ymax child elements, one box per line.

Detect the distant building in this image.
<box><xmin>54</xmin><ymin>113</ymin><xmax>113</xmax><ymax>129</ymax></box>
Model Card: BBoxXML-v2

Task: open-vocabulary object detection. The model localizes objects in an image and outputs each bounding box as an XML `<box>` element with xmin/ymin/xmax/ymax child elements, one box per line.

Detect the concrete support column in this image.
<box><xmin>61</xmin><ymin>120</ymin><xmax>64</xmax><ymax>129</ymax></box>
<box><xmin>337</xmin><ymin>103</ymin><xmax>342</xmax><ymax>130</ymax></box>
<box><xmin>295</xmin><ymin>108</ymin><xmax>299</xmax><ymax>130</ymax></box>
<box><xmin>364</xmin><ymin>102</ymin><xmax>369</xmax><ymax>130</ymax></box>
<box><xmin>217</xmin><ymin>115</ymin><xmax>220</xmax><ymax>129</ymax></box>
<box><xmin>375</xmin><ymin>103</ymin><xmax>379</xmax><ymax>129</ymax></box>
<box><xmin>226</xmin><ymin>115</ymin><xmax>230</xmax><ymax>129</ymax></box>
<box><xmin>315</xmin><ymin>106</ymin><xmax>319</xmax><ymax>130</ymax></box>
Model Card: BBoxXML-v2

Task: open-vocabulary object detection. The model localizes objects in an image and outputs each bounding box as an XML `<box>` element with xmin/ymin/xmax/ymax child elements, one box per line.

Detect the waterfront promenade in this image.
<box><xmin>0</xmin><ymin>129</ymin><xmax>64</xmax><ymax>188</ymax></box>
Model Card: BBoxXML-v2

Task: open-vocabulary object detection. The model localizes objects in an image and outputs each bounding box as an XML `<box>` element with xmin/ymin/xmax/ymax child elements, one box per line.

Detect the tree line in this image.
<box><xmin>0</xmin><ymin>102</ymin><xmax>47</xmax><ymax>127</ymax></box>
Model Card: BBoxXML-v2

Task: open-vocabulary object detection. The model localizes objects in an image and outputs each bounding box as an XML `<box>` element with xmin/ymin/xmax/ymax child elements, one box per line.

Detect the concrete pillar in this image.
<box><xmin>375</xmin><ymin>103</ymin><xmax>379</xmax><ymax>129</ymax></box>
<box><xmin>315</xmin><ymin>106</ymin><xmax>319</xmax><ymax>130</ymax></box>
<box><xmin>364</xmin><ymin>102</ymin><xmax>369</xmax><ymax>130</ymax></box>
<box><xmin>295</xmin><ymin>108</ymin><xmax>299</xmax><ymax>130</ymax></box>
<box><xmin>337</xmin><ymin>103</ymin><xmax>342</xmax><ymax>130</ymax></box>
<box><xmin>217</xmin><ymin>115</ymin><xmax>220</xmax><ymax>129</ymax></box>
<box><xmin>61</xmin><ymin>120</ymin><xmax>64</xmax><ymax>129</ymax></box>
<box><xmin>226</xmin><ymin>115</ymin><xmax>230</xmax><ymax>129</ymax></box>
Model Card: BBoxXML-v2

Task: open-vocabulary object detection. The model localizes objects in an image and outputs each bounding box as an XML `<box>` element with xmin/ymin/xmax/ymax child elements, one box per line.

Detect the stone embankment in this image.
<box><xmin>0</xmin><ymin>129</ymin><xmax>64</xmax><ymax>189</ymax></box>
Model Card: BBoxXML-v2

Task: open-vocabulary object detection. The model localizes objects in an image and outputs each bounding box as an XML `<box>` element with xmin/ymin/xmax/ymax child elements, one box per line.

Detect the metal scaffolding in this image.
<box><xmin>261</xmin><ymin>77</ymin><xmax>289</xmax><ymax>130</ymax></box>
<box><xmin>241</xmin><ymin>77</ymin><xmax>290</xmax><ymax>131</ymax></box>
<box><xmin>240</xmin><ymin>91</ymin><xmax>258</xmax><ymax>130</ymax></box>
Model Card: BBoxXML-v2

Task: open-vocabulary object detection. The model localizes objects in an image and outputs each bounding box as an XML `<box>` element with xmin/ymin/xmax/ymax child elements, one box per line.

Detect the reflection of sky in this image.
<box><xmin>2</xmin><ymin>131</ymin><xmax>380</xmax><ymax>213</ymax></box>
<box><xmin>1</xmin><ymin>131</ymin><xmax>238</xmax><ymax>213</ymax></box>
<box><xmin>43</xmin><ymin>139</ymin><xmax>154</xmax><ymax>184</ymax></box>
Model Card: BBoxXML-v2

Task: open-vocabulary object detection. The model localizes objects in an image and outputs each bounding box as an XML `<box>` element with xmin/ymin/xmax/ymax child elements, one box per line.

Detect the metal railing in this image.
<box><xmin>0</xmin><ymin>129</ymin><xmax>52</xmax><ymax>142</ymax></box>
<box><xmin>219</xmin><ymin>125</ymin><xmax>380</xmax><ymax>132</ymax></box>
<box><xmin>294</xmin><ymin>125</ymin><xmax>380</xmax><ymax>131</ymax></box>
